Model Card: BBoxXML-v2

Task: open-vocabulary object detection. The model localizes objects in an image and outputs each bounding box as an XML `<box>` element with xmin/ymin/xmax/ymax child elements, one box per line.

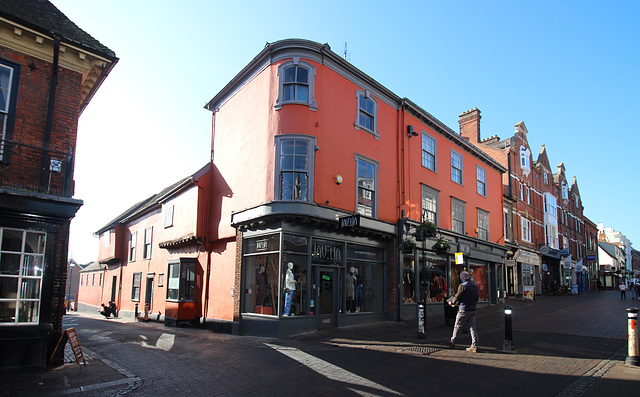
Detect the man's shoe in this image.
<box><xmin>466</xmin><ymin>346</ymin><xmax>478</xmax><ymax>353</ymax></box>
<box><xmin>448</xmin><ymin>341</ymin><xmax>455</xmax><ymax>349</ymax></box>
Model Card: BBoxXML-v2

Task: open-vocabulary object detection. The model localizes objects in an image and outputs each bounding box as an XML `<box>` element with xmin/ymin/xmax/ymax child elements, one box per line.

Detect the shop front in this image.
<box><xmin>400</xmin><ymin>232</ymin><xmax>506</xmax><ymax>324</ymax></box>
<box><xmin>233</xmin><ymin>204</ymin><xmax>395</xmax><ymax>337</ymax></box>
<box><xmin>541</xmin><ymin>245</ymin><xmax>561</xmax><ymax>294</ymax></box>
<box><xmin>512</xmin><ymin>248</ymin><xmax>541</xmax><ymax>299</ymax></box>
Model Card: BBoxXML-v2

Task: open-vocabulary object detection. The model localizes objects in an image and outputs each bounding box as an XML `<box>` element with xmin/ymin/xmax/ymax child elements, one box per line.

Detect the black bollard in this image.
<box><xmin>503</xmin><ymin>305</ymin><xmax>514</xmax><ymax>351</ymax></box>
<box><xmin>626</xmin><ymin>307</ymin><xmax>639</xmax><ymax>366</ymax></box>
<box><xmin>417</xmin><ymin>301</ymin><xmax>425</xmax><ymax>339</ymax></box>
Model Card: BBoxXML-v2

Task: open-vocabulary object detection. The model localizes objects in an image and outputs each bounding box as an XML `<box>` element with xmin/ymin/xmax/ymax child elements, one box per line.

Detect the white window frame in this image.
<box><xmin>451</xmin><ymin>198</ymin><xmax>465</xmax><ymax>235</ymax></box>
<box><xmin>0</xmin><ymin>62</ymin><xmax>18</xmax><ymax>161</ymax></box>
<box><xmin>476</xmin><ymin>166</ymin><xmax>486</xmax><ymax>196</ymax></box>
<box><xmin>451</xmin><ymin>150</ymin><xmax>463</xmax><ymax>185</ymax></box>
<box><xmin>129</xmin><ymin>231</ymin><xmax>137</xmax><ymax>262</ymax></box>
<box><xmin>0</xmin><ymin>228</ymin><xmax>46</xmax><ymax>325</ymax></box>
<box><xmin>477</xmin><ymin>209</ymin><xmax>489</xmax><ymax>241</ymax></box>
<box><xmin>421</xmin><ymin>184</ymin><xmax>439</xmax><ymax>224</ymax></box>
<box><xmin>421</xmin><ymin>132</ymin><xmax>437</xmax><ymax>172</ymax></box>
<box><xmin>131</xmin><ymin>273</ymin><xmax>141</xmax><ymax>301</ymax></box>
<box><xmin>355</xmin><ymin>154</ymin><xmax>379</xmax><ymax>218</ymax></box>
<box><xmin>275</xmin><ymin>58</ymin><xmax>317</xmax><ymax>111</ymax></box>
<box><xmin>163</xmin><ymin>204</ymin><xmax>174</xmax><ymax>228</ymax></box>
<box><xmin>354</xmin><ymin>90</ymin><xmax>379</xmax><ymax>138</ymax></box>
<box><xmin>521</xmin><ymin>218</ymin><xmax>532</xmax><ymax>242</ymax></box>
<box><xmin>143</xmin><ymin>227</ymin><xmax>152</xmax><ymax>260</ymax></box>
<box><xmin>102</xmin><ymin>229</ymin><xmax>111</xmax><ymax>248</ymax></box>
<box><xmin>274</xmin><ymin>134</ymin><xmax>315</xmax><ymax>202</ymax></box>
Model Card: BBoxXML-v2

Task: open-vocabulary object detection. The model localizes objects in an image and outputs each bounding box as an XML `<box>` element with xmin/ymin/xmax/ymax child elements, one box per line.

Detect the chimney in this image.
<box><xmin>459</xmin><ymin>108</ymin><xmax>481</xmax><ymax>143</ymax></box>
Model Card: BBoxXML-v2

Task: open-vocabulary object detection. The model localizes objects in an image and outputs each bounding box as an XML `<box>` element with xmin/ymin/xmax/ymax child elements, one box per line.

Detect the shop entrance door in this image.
<box><xmin>315</xmin><ymin>267</ymin><xmax>338</xmax><ymax>328</ymax></box>
<box><xmin>145</xmin><ymin>275</ymin><xmax>154</xmax><ymax>313</ymax></box>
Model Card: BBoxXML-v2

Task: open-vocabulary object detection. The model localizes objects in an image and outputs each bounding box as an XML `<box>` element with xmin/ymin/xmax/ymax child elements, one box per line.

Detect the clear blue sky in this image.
<box><xmin>51</xmin><ymin>0</ymin><xmax>640</xmax><ymax>264</ymax></box>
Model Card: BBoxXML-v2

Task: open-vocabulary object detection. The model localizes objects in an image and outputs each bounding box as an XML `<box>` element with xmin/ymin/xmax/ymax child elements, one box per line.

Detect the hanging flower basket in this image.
<box><xmin>399</xmin><ymin>237</ymin><xmax>416</xmax><ymax>253</ymax></box>
<box><xmin>414</xmin><ymin>221</ymin><xmax>437</xmax><ymax>241</ymax></box>
<box><xmin>432</xmin><ymin>238</ymin><xmax>450</xmax><ymax>254</ymax></box>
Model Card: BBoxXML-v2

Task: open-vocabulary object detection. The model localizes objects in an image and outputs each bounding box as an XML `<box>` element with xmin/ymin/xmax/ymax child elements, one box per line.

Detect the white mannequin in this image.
<box><xmin>285</xmin><ymin>262</ymin><xmax>296</xmax><ymax>291</ymax></box>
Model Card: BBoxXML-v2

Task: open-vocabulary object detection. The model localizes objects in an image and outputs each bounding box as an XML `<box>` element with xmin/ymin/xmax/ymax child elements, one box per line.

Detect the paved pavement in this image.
<box><xmin>1</xmin><ymin>290</ymin><xmax>638</xmax><ymax>396</ymax></box>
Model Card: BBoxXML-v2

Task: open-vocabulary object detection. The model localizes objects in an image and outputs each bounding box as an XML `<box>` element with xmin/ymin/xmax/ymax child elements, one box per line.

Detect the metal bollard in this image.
<box><xmin>503</xmin><ymin>306</ymin><xmax>514</xmax><ymax>351</ymax></box>
<box><xmin>417</xmin><ymin>301</ymin><xmax>425</xmax><ymax>339</ymax></box>
<box><xmin>626</xmin><ymin>307</ymin><xmax>639</xmax><ymax>366</ymax></box>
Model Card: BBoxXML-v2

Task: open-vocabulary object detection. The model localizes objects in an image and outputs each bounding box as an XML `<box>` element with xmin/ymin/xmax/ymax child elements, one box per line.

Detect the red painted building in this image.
<box><xmin>205</xmin><ymin>39</ymin><xmax>507</xmax><ymax>336</ymax></box>
<box><xmin>0</xmin><ymin>0</ymin><xmax>117</xmax><ymax>371</ymax></box>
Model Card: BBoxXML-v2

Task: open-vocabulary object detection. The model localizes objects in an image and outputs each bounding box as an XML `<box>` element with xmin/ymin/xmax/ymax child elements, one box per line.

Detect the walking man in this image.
<box><xmin>448</xmin><ymin>271</ymin><xmax>479</xmax><ymax>352</ymax></box>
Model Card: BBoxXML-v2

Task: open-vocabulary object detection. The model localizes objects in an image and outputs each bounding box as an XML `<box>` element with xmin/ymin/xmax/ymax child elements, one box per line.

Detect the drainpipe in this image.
<box><xmin>39</xmin><ymin>36</ymin><xmax>60</xmax><ymax>191</ymax></box>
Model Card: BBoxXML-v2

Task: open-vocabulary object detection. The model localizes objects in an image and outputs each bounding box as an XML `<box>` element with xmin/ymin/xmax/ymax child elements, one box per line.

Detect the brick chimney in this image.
<box><xmin>459</xmin><ymin>108</ymin><xmax>481</xmax><ymax>143</ymax></box>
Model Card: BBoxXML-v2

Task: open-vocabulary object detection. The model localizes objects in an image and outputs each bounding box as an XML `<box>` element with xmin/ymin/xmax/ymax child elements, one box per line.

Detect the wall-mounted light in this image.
<box><xmin>334</xmin><ymin>175</ymin><xmax>343</xmax><ymax>185</ymax></box>
<box><xmin>407</xmin><ymin>125</ymin><xmax>419</xmax><ymax>137</ymax></box>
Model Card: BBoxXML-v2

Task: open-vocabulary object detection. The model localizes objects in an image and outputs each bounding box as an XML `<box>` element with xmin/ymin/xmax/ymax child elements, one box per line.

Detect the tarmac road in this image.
<box><xmin>1</xmin><ymin>290</ymin><xmax>638</xmax><ymax>396</ymax></box>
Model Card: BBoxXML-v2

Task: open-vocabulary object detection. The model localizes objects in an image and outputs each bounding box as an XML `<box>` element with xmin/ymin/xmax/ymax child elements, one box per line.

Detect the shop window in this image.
<box><xmin>346</xmin><ymin>244</ymin><xmax>385</xmax><ymax>313</ymax></box>
<box><xmin>275</xmin><ymin>135</ymin><xmax>315</xmax><ymax>202</ymax></box>
<box><xmin>281</xmin><ymin>254</ymin><xmax>308</xmax><ymax>316</ymax></box>
<box><xmin>416</xmin><ymin>251</ymin><xmax>448</xmax><ymax>303</ymax></box>
<box><xmin>275</xmin><ymin>58</ymin><xmax>317</xmax><ymax>110</ymax></box>
<box><xmin>166</xmin><ymin>259</ymin><xmax>196</xmax><ymax>301</ymax></box>
<box><xmin>0</xmin><ymin>228</ymin><xmax>45</xmax><ymax>324</ymax></box>
<box><xmin>470</xmin><ymin>263</ymin><xmax>488</xmax><ymax>301</ymax></box>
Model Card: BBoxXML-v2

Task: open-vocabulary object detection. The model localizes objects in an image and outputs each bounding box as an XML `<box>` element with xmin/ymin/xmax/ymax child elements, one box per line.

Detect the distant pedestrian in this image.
<box><xmin>619</xmin><ymin>282</ymin><xmax>626</xmax><ymax>299</ymax></box>
<box><xmin>631</xmin><ymin>281</ymin><xmax>638</xmax><ymax>299</ymax></box>
<box><xmin>596</xmin><ymin>279</ymin><xmax>602</xmax><ymax>292</ymax></box>
<box><xmin>447</xmin><ymin>271</ymin><xmax>479</xmax><ymax>353</ymax></box>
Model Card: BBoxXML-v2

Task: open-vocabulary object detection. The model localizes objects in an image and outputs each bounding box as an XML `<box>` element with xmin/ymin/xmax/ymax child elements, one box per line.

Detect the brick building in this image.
<box><xmin>0</xmin><ymin>0</ymin><xmax>116</xmax><ymax>371</ymax></box>
<box><xmin>459</xmin><ymin>108</ymin><xmax>593</xmax><ymax>298</ymax></box>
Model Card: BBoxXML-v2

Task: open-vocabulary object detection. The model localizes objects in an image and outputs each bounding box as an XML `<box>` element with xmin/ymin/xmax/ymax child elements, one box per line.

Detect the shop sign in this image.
<box><xmin>339</xmin><ymin>214</ymin><xmax>360</xmax><ymax>229</ymax></box>
<box><xmin>563</xmin><ymin>254</ymin><xmax>573</xmax><ymax>269</ymax></box>
<box><xmin>256</xmin><ymin>239</ymin><xmax>268</xmax><ymax>252</ymax></box>
<box><xmin>455</xmin><ymin>252</ymin><xmax>464</xmax><ymax>265</ymax></box>
<box><xmin>457</xmin><ymin>242</ymin><xmax>471</xmax><ymax>255</ymax></box>
<box><xmin>540</xmin><ymin>245</ymin><xmax>550</xmax><ymax>255</ymax></box>
<box><xmin>586</xmin><ymin>255</ymin><xmax>596</xmax><ymax>263</ymax></box>
<box><xmin>313</xmin><ymin>241</ymin><xmax>342</xmax><ymax>261</ymax></box>
<box><xmin>560</xmin><ymin>249</ymin><xmax>570</xmax><ymax>256</ymax></box>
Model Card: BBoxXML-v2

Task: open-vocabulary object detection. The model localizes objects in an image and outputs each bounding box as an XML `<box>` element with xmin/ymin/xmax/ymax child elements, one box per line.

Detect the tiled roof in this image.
<box><xmin>0</xmin><ymin>0</ymin><xmax>116</xmax><ymax>59</ymax></box>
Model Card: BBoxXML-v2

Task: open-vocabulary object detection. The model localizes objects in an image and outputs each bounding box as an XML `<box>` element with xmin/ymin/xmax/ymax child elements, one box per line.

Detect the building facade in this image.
<box><xmin>205</xmin><ymin>39</ymin><xmax>507</xmax><ymax>337</ymax></box>
<box><xmin>0</xmin><ymin>1</ymin><xmax>116</xmax><ymax>371</ymax></box>
<box><xmin>77</xmin><ymin>165</ymin><xmax>230</xmax><ymax>328</ymax></box>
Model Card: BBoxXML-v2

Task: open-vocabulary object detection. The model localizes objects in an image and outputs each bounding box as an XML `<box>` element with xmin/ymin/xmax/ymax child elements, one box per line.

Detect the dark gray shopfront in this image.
<box><xmin>237</xmin><ymin>214</ymin><xmax>394</xmax><ymax>337</ymax></box>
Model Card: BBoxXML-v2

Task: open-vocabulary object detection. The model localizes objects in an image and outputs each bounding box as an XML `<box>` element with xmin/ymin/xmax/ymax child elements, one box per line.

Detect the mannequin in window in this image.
<box><xmin>256</xmin><ymin>266</ymin><xmax>267</xmax><ymax>307</ymax></box>
<box><xmin>346</xmin><ymin>267</ymin><xmax>356</xmax><ymax>312</ymax></box>
<box><xmin>354</xmin><ymin>267</ymin><xmax>363</xmax><ymax>312</ymax></box>
<box><xmin>284</xmin><ymin>262</ymin><xmax>296</xmax><ymax>315</ymax></box>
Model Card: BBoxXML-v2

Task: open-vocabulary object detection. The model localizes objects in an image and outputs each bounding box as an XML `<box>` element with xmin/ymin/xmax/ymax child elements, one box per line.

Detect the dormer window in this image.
<box><xmin>275</xmin><ymin>58</ymin><xmax>317</xmax><ymax>110</ymax></box>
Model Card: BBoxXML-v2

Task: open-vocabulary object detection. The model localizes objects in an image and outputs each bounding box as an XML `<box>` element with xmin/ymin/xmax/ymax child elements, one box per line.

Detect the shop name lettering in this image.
<box><xmin>313</xmin><ymin>243</ymin><xmax>342</xmax><ymax>261</ymax></box>
<box><xmin>256</xmin><ymin>239</ymin><xmax>268</xmax><ymax>251</ymax></box>
<box><xmin>339</xmin><ymin>215</ymin><xmax>360</xmax><ymax>229</ymax></box>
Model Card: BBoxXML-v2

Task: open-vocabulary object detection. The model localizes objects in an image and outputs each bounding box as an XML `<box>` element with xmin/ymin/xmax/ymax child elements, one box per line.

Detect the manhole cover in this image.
<box><xmin>404</xmin><ymin>346</ymin><xmax>440</xmax><ymax>355</ymax></box>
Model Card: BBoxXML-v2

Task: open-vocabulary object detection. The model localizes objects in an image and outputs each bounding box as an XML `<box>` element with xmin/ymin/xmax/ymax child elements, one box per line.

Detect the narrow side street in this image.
<box><xmin>2</xmin><ymin>291</ymin><xmax>638</xmax><ymax>397</ymax></box>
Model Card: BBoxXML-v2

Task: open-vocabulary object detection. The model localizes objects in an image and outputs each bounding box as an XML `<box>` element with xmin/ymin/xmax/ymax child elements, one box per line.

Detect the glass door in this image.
<box><xmin>315</xmin><ymin>267</ymin><xmax>337</xmax><ymax>328</ymax></box>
